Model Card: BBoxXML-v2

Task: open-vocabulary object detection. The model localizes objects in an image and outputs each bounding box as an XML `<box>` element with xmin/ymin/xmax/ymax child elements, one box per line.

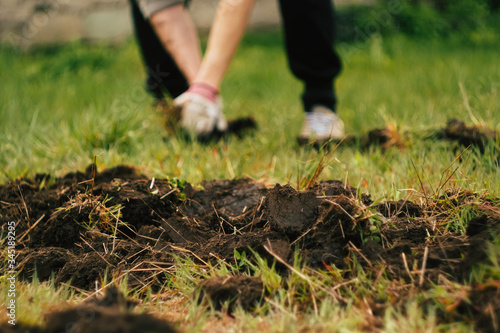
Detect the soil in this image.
<box><xmin>206</xmin><ymin>117</ymin><xmax>258</xmax><ymax>142</ymax></box>
<box><xmin>197</xmin><ymin>276</ymin><xmax>265</xmax><ymax>312</ymax></box>
<box><xmin>342</xmin><ymin>124</ymin><xmax>405</xmax><ymax>150</ymax></box>
<box><xmin>438</xmin><ymin>118</ymin><xmax>500</xmax><ymax>153</ymax></box>
<box><xmin>1</xmin><ymin>165</ymin><xmax>499</xmax><ymax>332</ymax></box>
<box><xmin>0</xmin><ymin>287</ymin><xmax>175</xmax><ymax>333</ymax></box>
<box><xmin>298</xmin><ymin>119</ymin><xmax>499</xmax><ymax>153</ymax></box>
<box><xmin>297</xmin><ymin>124</ymin><xmax>405</xmax><ymax>150</ymax></box>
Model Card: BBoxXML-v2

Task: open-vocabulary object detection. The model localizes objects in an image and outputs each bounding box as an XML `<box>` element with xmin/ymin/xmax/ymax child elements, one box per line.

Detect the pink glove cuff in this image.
<box><xmin>187</xmin><ymin>82</ymin><xmax>219</xmax><ymax>104</ymax></box>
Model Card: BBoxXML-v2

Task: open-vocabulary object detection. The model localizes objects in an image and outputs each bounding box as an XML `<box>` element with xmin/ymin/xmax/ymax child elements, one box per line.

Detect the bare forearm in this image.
<box><xmin>195</xmin><ymin>0</ymin><xmax>255</xmax><ymax>88</ymax></box>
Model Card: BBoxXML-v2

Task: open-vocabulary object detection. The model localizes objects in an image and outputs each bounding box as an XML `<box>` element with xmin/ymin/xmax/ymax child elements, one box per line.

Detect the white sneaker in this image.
<box><xmin>299</xmin><ymin>105</ymin><xmax>345</xmax><ymax>142</ymax></box>
<box><xmin>174</xmin><ymin>92</ymin><xmax>228</xmax><ymax>136</ymax></box>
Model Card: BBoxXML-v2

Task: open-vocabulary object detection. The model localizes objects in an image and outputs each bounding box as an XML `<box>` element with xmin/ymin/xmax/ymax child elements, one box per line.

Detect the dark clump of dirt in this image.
<box><xmin>15</xmin><ymin>286</ymin><xmax>176</xmax><ymax>333</ymax></box>
<box><xmin>55</xmin><ymin>251</ymin><xmax>112</xmax><ymax>289</ymax></box>
<box><xmin>467</xmin><ymin>214</ymin><xmax>500</xmax><ymax>239</ymax></box>
<box><xmin>45</xmin><ymin>310</ymin><xmax>175</xmax><ymax>333</ymax></box>
<box><xmin>437</xmin><ymin>118</ymin><xmax>500</xmax><ymax>152</ymax></box>
<box><xmin>201</xmin><ymin>117</ymin><xmax>258</xmax><ymax>142</ymax></box>
<box><xmin>92</xmin><ymin>176</ymin><xmax>177</xmax><ymax>234</ymax></box>
<box><xmin>193</xmin><ymin>230</ymin><xmax>290</xmax><ymax>265</ymax></box>
<box><xmin>298</xmin><ymin>124</ymin><xmax>405</xmax><ymax>150</ymax></box>
<box><xmin>29</xmin><ymin>197</ymin><xmax>90</xmax><ymax>249</ymax></box>
<box><xmin>86</xmin><ymin>286</ymin><xmax>139</xmax><ymax>309</ymax></box>
<box><xmin>310</xmin><ymin>180</ymin><xmax>372</xmax><ymax>205</ymax></box>
<box><xmin>17</xmin><ymin>247</ymin><xmax>75</xmax><ymax>281</ymax></box>
<box><xmin>0</xmin><ymin>287</ymin><xmax>175</xmax><ymax>332</ymax></box>
<box><xmin>159</xmin><ymin>101</ymin><xmax>257</xmax><ymax>143</ymax></box>
<box><xmin>197</xmin><ymin>276</ymin><xmax>265</xmax><ymax>312</ymax></box>
<box><xmin>0</xmin><ymin>324</ymin><xmax>43</xmax><ymax>333</ymax></box>
<box><xmin>461</xmin><ymin>214</ymin><xmax>500</xmax><ymax>281</ymax></box>
<box><xmin>1</xmin><ymin>165</ymin><xmax>499</xmax><ymax>331</ymax></box>
<box><xmin>467</xmin><ymin>284</ymin><xmax>500</xmax><ymax>333</ymax></box>
<box><xmin>295</xmin><ymin>194</ymin><xmax>369</xmax><ymax>268</ymax></box>
<box><xmin>343</xmin><ymin>125</ymin><xmax>405</xmax><ymax>150</ymax></box>
<box><xmin>181</xmin><ymin>177</ymin><xmax>266</xmax><ymax>218</ymax></box>
<box><xmin>375</xmin><ymin>200</ymin><xmax>423</xmax><ymax>218</ymax></box>
<box><xmin>298</xmin><ymin>119</ymin><xmax>499</xmax><ymax>155</ymax></box>
<box><xmin>265</xmin><ymin>184</ymin><xmax>321</xmax><ymax>237</ymax></box>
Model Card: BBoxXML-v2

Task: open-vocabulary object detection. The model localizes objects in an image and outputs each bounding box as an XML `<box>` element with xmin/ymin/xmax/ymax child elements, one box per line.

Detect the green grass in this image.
<box><xmin>0</xmin><ymin>30</ymin><xmax>499</xmax><ymax>199</ymax></box>
<box><xmin>4</xmin><ymin>240</ymin><xmax>499</xmax><ymax>332</ymax></box>
<box><xmin>1</xmin><ymin>29</ymin><xmax>499</xmax><ymax>332</ymax></box>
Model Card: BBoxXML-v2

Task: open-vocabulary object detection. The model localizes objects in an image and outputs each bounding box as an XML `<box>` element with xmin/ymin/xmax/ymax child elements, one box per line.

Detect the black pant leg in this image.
<box><xmin>278</xmin><ymin>0</ymin><xmax>342</xmax><ymax>111</ymax></box>
<box><xmin>130</xmin><ymin>0</ymin><xmax>189</xmax><ymax>99</ymax></box>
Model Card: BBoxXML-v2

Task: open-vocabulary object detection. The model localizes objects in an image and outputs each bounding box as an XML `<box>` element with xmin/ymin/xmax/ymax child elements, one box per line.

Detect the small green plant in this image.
<box><xmin>37</xmin><ymin>175</ymin><xmax>55</xmax><ymax>191</ymax></box>
<box><xmin>233</xmin><ymin>249</ymin><xmax>248</xmax><ymax>271</ymax></box>
<box><xmin>355</xmin><ymin>202</ymin><xmax>387</xmax><ymax>245</ymax></box>
<box><xmin>168</xmin><ymin>178</ymin><xmax>188</xmax><ymax>200</ymax></box>
<box><xmin>446</xmin><ymin>204</ymin><xmax>481</xmax><ymax>235</ymax></box>
<box><xmin>364</xmin><ymin>215</ymin><xmax>383</xmax><ymax>244</ymax></box>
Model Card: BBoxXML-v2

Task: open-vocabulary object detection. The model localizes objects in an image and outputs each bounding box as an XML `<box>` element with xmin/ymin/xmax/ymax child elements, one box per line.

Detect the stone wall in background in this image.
<box><xmin>0</xmin><ymin>0</ymin><xmax>374</xmax><ymax>48</ymax></box>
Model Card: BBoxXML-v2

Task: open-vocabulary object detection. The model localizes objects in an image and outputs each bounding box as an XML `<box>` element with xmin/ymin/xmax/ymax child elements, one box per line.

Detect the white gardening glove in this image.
<box><xmin>174</xmin><ymin>92</ymin><xmax>228</xmax><ymax>136</ymax></box>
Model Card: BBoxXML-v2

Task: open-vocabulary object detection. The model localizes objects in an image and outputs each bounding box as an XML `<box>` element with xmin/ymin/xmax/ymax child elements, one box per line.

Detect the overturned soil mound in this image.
<box><xmin>1</xmin><ymin>165</ymin><xmax>499</xmax><ymax>331</ymax></box>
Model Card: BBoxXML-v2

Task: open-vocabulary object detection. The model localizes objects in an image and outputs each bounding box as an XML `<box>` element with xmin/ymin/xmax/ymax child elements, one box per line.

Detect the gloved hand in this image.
<box><xmin>174</xmin><ymin>92</ymin><xmax>228</xmax><ymax>136</ymax></box>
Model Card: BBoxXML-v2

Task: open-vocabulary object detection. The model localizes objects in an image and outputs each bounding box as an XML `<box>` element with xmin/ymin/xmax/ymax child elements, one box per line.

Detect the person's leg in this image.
<box><xmin>278</xmin><ymin>0</ymin><xmax>342</xmax><ymax>112</ymax></box>
<box><xmin>130</xmin><ymin>0</ymin><xmax>189</xmax><ymax>99</ymax></box>
<box><xmin>149</xmin><ymin>4</ymin><xmax>202</xmax><ymax>84</ymax></box>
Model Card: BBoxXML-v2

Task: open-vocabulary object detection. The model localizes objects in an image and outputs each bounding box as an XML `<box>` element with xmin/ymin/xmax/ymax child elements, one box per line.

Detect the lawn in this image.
<box><xmin>0</xmin><ymin>27</ymin><xmax>499</xmax><ymax>332</ymax></box>
<box><xmin>1</xmin><ymin>30</ymin><xmax>499</xmax><ymax>196</ymax></box>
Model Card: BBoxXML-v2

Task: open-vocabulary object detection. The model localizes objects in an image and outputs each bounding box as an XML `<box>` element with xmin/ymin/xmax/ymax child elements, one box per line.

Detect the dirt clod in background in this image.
<box><xmin>440</xmin><ymin>118</ymin><xmax>499</xmax><ymax>152</ymax></box>
<box><xmin>159</xmin><ymin>101</ymin><xmax>257</xmax><ymax>143</ymax></box>
<box><xmin>343</xmin><ymin>124</ymin><xmax>405</xmax><ymax>150</ymax></box>
<box><xmin>298</xmin><ymin>124</ymin><xmax>405</xmax><ymax>150</ymax></box>
<box><xmin>298</xmin><ymin>119</ymin><xmax>499</xmax><ymax>156</ymax></box>
<box><xmin>206</xmin><ymin>117</ymin><xmax>258</xmax><ymax>141</ymax></box>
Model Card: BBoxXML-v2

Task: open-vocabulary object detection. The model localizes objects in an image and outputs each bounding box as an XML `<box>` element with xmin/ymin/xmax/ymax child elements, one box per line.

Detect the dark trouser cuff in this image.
<box><xmin>303</xmin><ymin>81</ymin><xmax>336</xmax><ymax>112</ymax></box>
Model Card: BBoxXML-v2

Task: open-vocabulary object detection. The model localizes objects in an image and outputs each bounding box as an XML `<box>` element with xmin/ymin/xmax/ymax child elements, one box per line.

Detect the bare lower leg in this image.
<box><xmin>194</xmin><ymin>0</ymin><xmax>255</xmax><ymax>89</ymax></box>
<box><xmin>150</xmin><ymin>5</ymin><xmax>201</xmax><ymax>83</ymax></box>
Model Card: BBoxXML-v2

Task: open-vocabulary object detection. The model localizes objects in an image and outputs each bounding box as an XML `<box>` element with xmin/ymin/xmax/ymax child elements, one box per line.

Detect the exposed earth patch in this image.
<box><xmin>1</xmin><ymin>165</ymin><xmax>499</xmax><ymax>331</ymax></box>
